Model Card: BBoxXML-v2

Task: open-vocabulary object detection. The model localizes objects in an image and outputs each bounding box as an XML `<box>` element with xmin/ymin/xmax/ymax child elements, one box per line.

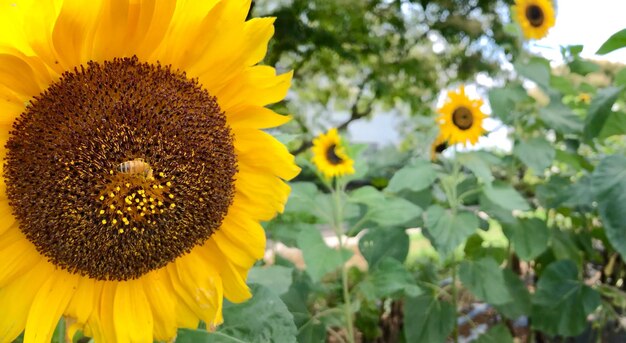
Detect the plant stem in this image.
<box><xmin>332</xmin><ymin>179</ymin><xmax>355</xmax><ymax>343</ymax></box>
<box><xmin>451</xmin><ymin>262</ymin><xmax>459</xmax><ymax>343</ymax></box>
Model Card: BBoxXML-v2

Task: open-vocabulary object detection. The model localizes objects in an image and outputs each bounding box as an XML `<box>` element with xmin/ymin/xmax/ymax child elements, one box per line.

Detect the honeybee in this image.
<box><xmin>117</xmin><ymin>158</ymin><xmax>154</xmax><ymax>179</ymax></box>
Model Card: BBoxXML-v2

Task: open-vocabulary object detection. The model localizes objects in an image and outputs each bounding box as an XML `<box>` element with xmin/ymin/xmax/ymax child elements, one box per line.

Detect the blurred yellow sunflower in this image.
<box><xmin>430</xmin><ymin>134</ymin><xmax>448</xmax><ymax>161</ymax></box>
<box><xmin>514</xmin><ymin>0</ymin><xmax>556</xmax><ymax>40</ymax></box>
<box><xmin>0</xmin><ymin>1</ymin><xmax>299</xmax><ymax>342</ymax></box>
<box><xmin>437</xmin><ymin>86</ymin><xmax>487</xmax><ymax>146</ymax></box>
<box><xmin>311</xmin><ymin>128</ymin><xmax>355</xmax><ymax>178</ymax></box>
<box><xmin>577</xmin><ymin>92</ymin><xmax>591</xmax><ymax>104</ymax></box>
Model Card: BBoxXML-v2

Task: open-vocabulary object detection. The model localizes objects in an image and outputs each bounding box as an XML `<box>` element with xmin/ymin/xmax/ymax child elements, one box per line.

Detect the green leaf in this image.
<box><xmin>349</xmin><ymin>186</ymin><xmax>385</xmax><ymax>207</ymax></box>
<box><xmin>514</xmin><ymin>57</ymin><xmax>551</xmax><ymax>89</ymax></box>
<box><xmin>368</xmin><ymin>197</ymin><xmax>422</xmax><ymax>227</ymax></box>
<box><xmin>297</xmin><ymin>227</ymin><xmax>352</xmax><ymax>282</ymax></box>
<box><xmin>583</xmin><ymin>86</ymin><xmax>624</xmax><ymax>141</ymax></box>
<box><xmin>474</xmin><ymin>324</ymin><xmax>514</xmax><ymax>343</ymax></box>
<box><xmin>592</xmin><ymin>155</ymin><xmax>626</xmax><ymax>259</ymax></box>
<box><xmin>513</xmin><ymin>137</ymin><xmax>555</xmax><ymax>173</ymax></box>
<box><xmin>457</xmin><ymin>152</ymin><xmax>494</xmax><ymax>184</ymax></box>
<box><xmin>479</xmin><ymin>193</ymin><xmax>516</xmax><ymax>225</ymax></box>
<box><xmin>599</xmin><ymin>111</ymin><xmax>626</xmax><ymax>139</ymax></box>
<box><xmin>404</xmin><ymin>294</ymin><xmax>455</xmax><ymax>343</ymax></box>
<box><xmin>459</xmin><ymin>258</ymin><xmax>512</xmax><ymax>306</ymax></box>
<box><xmin>386</xmin><ymin>161</ymin><xmax>437</xmax><ymax>193</ymax></box>
<box><xmin>539</xmin><ymin>102</ymin><xmax>584</xmax><ymax>134</ymax></box>
<box><xmin>177</xmin><ymin>284</ymin><xmax>298</xmax><ymax>343</ymax></box>
<box><xmin>597</xmin><ymin>28</ymin><xmax>626</xmax><ymax>55</ymax></box>
<box><xmin>424</xmin><ymin>205</ymin><xmax>477</xmax><ymax>258</ymax></box>
<box><xmin>502</xmin><ymin>218</ymin><xmax>549</xmax><ymax>261</ymax></box>
<box><xmin>362</xmin><ymin>258</ymin><xmax>421</xmax><ymax>298</ymax></box>
<box><xmin>615</xmin><ymin>68</ymin><xmax>626</xmax><ymax>87</ymax></box>
<box><xmin>532</xmin><ymin>260</ymin><xmax>600</xmax><ymax>337</ymax></box>
<box><xmin>568</xmin><ymin>58</ymin><xmax>600</xmax><ymax>76</ymax></box>
<box><xmin>488</xmin><ymin>85</ymin><xmax>528</xmax><ymax>124</ymax></box>
<box><xmin>483</xmin><ymin>183</ymin><xmax>530</xmax><ymax>211</ymax></box>
<box><xmin>285</xmin><ymin>182</ymin><xmax>319</xmax><ymax>213</ymax></box>
<box><xmin>495</xmin><ymin>269</ymin><xmax>532</xmax><ymax>319</ymax></box>
<box><xmin>358</xmin><ymin>227</ymin><xmax>409</xmax><ymax>266</ymax></box>
<box><xmin>247</xmin><ymin>266</ymin><xmax>293</xmax><ymax>296</ymax></box>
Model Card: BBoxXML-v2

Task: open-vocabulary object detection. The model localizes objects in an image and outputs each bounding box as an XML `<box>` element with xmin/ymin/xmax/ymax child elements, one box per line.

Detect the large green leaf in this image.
<box><xmin>583</xmin><ymin>86</ymin><xmax>624</xmax><ymax>141</ymax></box>
<box><xmin>284</xmin><ymin>182</ymin><xmax>319</xmax><ymax>213</ymax></box>
<box><xmin>495</xmin><ymin>269</ymin><xmax>532</xmax><ymax>319</ymax></box>
<box><xmin>474</xmin><ymin>324</ymin><xmax>514</xmax><ymax>343</ymax></box>
<box><xmin>459</xmin><ymin>258</ymin><xmax>512</xmax><ymax>306</ymax></box>
<box><xmin>358</xmin><ymin>227</ymin><xmax>409</xmax><ymax>266</ymax></box>
<box><xmin>457</xmin><ymin>152</ymin><xmax>494</xmax><ymax>185</ymax></box>
<box><xmin>367</xmin><ymin>197</ymin><xmax>422</xmax><ymax>227</ymax></box>
<box><xmin>424</xmin><ymin>205</ymin><xmax>477</xmax><ymax>258</ymax></box>
<box><xmin>539</xmin><ymin>102</ymin><xmax>584</xmax><ymax>134</ymax></box>
<box><xmin>297</xmin><ymin>227</ymin><xmax>352</xmax><ymax>282</ymax></box>
<box><xmin>502</xmin><ymin>218</ymin><xmax>549</xmax><ymax>261</ymax></box>
<box><xmin>488</xmin><ymin>85</ymin><xmax>528</xmax><ymax>124</ymax></box>
<box><xmin>247</xmin><ymin>266</ymin><xmax>293</xmax><ymax>296</ymax></box>
<box><xmin>404</xmin><ymin>294</ymin><xmax>455</xmax><ymax>343</ymax></box>
<box><xmin>349</xmin><ymin>186</ymin><xmax>385</xmax><ymax>207</ymax></box>
<box><xmin>532</xmin><ymin>260</ymin><xmax>600</xmax><ymax>337</ymax></box>
<box><xmin>597</xmin><ymin>28</ymin><xmax>626</xmax><ymax>55</ymax></box>
<box><xmin>177</xmin><ymin>284</ymin><xmax>298</xmax><ymax>343</ymax></box>
<box><xmin>592</xmin><ymin>155</ymin><xmax>626</xmax><ymax>259</ymax></box>
<box><xmin>386</xmin><ymin>161</ymin><xmax>437</xmax><ymax>193</ymax></box>
<box><xmin>568</xmin><ymin>58</ymin><xmax>600</xmax><ymax>76</ymax></box>
<box><xmin>599</xmin><ymin>111</ymin><xmax>626</xmax><ymax>139</ymax></box>
<box><xmin>513</xmin><ymin>137</ymin><xmax>555</xmax><ymax>173</ymax></box>
<box><xmin>483</xmin><ymin>183</ymin><xmax>530</xmax><ymax>211</ymax></box>
<box><xmin>514</xmin><ymin>57</ymin><xmax>551</xmax><ymax>89</ymax></box>
<box><xmin>359</xmin><ymin>258</ymin><xmax>421</xmax><ymax>299</ymax></box>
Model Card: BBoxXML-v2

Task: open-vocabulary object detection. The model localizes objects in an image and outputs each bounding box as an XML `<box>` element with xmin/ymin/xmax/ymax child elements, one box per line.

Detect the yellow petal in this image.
<box><xmin>0</xmin><ymin>227</ymin><xmax>42</xmax><ymax>287</ymax></box>
<box><xmin>51</xmin><ymin>0</ymin><xmax>103</xmax><ymax>69</ymax></box>
<box><xmin>24</xmin><ymin>269</ymin><xmax>79</xmax><ymax>343</ymax></box>
<box><xmin>143</xmin><ymin>270</ymin><xmax>177</xmax><ymax>341</ymax></box>
<box><xmin>200</xmin><ymin>241</ymin><xmax>252</xmax><ymax>303</ymax></box>
<box><xmin>215</xmin><ymin>67</ymin><xmax>293</xmax><ymax>110</ymax></box>
<box><xmin>227</xmin><ymin>105</ymin><xmax>292</xmax><ymax>129</ymax></box>
<box><xmin>113</xmin><ymin>280</ymin><xmax>154</xmax><ymax>343</ymax></box>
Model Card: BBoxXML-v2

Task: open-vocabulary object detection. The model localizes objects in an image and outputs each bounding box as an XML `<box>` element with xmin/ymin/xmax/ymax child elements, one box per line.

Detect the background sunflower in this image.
<box><xmin>514</xmin><ymin>0</ymin><xmax>556</xmax><ymax>40</ymax></box>
<box><xmin>311</xmin><ymin>128</ymin><xmax>355</xmax><ymax>178</ymax></box>
<box><xmin>436</xmin><ymin>86</ymin><xmax>487</xmax><ymax>146</ymax></box>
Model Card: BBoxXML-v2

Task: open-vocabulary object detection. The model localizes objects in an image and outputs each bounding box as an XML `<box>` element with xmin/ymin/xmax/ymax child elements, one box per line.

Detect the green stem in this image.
<box><xmin>451</xmin><ymin>262</ymin><xmax>459</xmax><ymax>343</ymax></box>
<box><xmin>332</xmin><ymin>179</ymin><xmax>355</xmax><ymax>343</ymax></box>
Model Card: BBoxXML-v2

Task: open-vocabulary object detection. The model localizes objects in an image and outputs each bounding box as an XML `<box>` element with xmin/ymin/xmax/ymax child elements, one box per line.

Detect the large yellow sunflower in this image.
<box><xmin>436</xmin><ymin>86</ymin><xmax>487</xmax><ymax>146</ymax></box>
<box><xmin>311</xmin><ymin>128</ymin><xmax>355</xmax><ymax>179</ymax></box>
<box><xmin>513</xmin><ymin>0</ymin><xmax>556</xmax><ymax>40</ymax></box>
<box><xmin>0</xmin><ymin>1</ymin><xmax>300</xmax><ymax>342</ymax></box>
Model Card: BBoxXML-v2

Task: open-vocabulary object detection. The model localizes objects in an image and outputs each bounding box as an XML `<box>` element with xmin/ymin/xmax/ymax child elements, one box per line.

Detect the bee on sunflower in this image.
<box><xmin>436</xmin><ymin>85</ymin><xmax>487</xmax><ymax>147</ymax></box>
<box><xmin>311</xmin><ymin>128</ymin><xmax>355</xmax><ymax>179</ymax></box>
<box><xmin>0</xmin><ymin>1</ymin><xmax>299</xmax><ymax>342</ymax></box>
<box><xmin>513</xmin><ymin>0</ymin><xmax>556</xmax><ymax>40</ymax></box>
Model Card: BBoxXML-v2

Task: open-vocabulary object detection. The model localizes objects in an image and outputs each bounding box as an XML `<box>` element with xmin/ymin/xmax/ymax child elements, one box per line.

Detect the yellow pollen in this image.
<box><xmin>109</xmin><ymin>170</ymin><xmax>114</xmax><ymax>175</ymax></box>
<box><xmin>159</xmin><ymin>172</ymin><xmax>165</xmax><ymax>177</ymax></box>
<box><xmin>166</xmin><ymin>181</ymin><xmax>172</xmax><ymax>187</ymax></box>
<box><xmin>135</xmin><ymin>199</ymin><xmax>140</xmax><ymax>203</ymax></box>
<box><xmin>112</xmin><ymin>219</ymin><xmax>118</xmax><ymax>224</ymax></box>
<box><xmin>99</xmin><ymin>195</ymin><xmax>105</xmax><ymax>201</ymax></box>
<box><xmin>118</xmin><ymin>228</ymin><xmax>124</xmax><ymax>234</ymax></box>
<box><xmin>109</xmin><ymin>204</ymin><xmax>115</xmax><ymax>210</ymax></box>
<box><xmin>132</xmin><ymin>227</ymin><xmax>137</xmax><ymax>231</ymax></box>
<box><xmin>153</xmin><ymin>185</ymin><xmax>158</xmax><ymax>189</ymax></box>
<box><xmin>157</xmin><ymin>201</ymin><xmax>163</xmax><ymax>206</ymax></box>
<box><xmin>199</xmin><ymin>198</ymin><xmax>204</xmax><ymax>202</ymax></box>
<box><xmin>99</xmin><ymin>210</ymin><xmax>105</xmax><ymax>215</ymax></box>
<box><xmin>127</xmin><ymin>207</ymin><xmax>133</xmax><ymax>211</ymax></box>
<box><xmin>149</xmin><ymin>198</ymin><xmax>154</xmax><ymax>202</ymax></box>
<box><xmin>125</xmin><ymin>183</ymin><xmax>130</xmax><ymax>188</ymax></box>
<box><xmin>170</xmin><ymin>203</ymin><xmax>176</xmax><ymax>209</ymax></box>
<box><xmin>101</xmin><ymin>219</ymin><xmax>107</xmax><ymax>224</ymax></box>
<box><xmin>109</xmin><ymin>192</ymin><xmax>115</xmax><ymax>198</ymax></box>
<box><xmin>116</xmin><ymin>210</ymin><xmax>123</xmax><ymax>215</ymax></box>
<box><xmin>168</xmin><ymin>194</ymin><xmax>174</xmax><ymax>199</ymax></box>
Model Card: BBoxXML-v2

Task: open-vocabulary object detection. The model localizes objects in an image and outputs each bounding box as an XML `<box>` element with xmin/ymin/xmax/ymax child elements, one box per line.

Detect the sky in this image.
<box><xmin>349</xmin><ymin>0</ymin><xmax>626</xmax><ymax>151</ymax></box>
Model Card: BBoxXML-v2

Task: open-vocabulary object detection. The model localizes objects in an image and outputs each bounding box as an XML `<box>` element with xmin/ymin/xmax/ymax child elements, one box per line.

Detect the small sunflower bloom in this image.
<box><xmin>311</xmin><ymin>128</ymin><xmax>355</xmax><ymax>178</ymax></box>
<box><xmin>436</xmin><ymin>86</ymin><xmax>487</xmax><ymax>146</ymax></box>
<box><xmin>514</xmin><ymin>0</ymin><xmax>556</xmax><ymax>40</ymax></box>
<box><xmin>430</xmin><ymin>134</ymin><xmax>449</xmax><ymax>161</ymax></box>
<box><xmin>0</xmin><ymin>0</ymin><xmax>299</xmax><ymax>342</ymax></box>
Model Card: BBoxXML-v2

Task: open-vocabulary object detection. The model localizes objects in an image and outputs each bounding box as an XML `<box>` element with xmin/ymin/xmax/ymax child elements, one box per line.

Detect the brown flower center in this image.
<box><xmin>4</xmin><ymin>57</ymin><xmax>237</xmax><ymax>281</ymax></box>
<box><xmin>451</xmin><ymin>106</ymin><xmax>474</xmax><ymax>130</ymax></box>
<box><xmin>325</xmin><ymin>144</ymin><xmax>344</xmax><ymax>165</ymax></box>
<box><xmin>525</xmin><ymin>5</ymin><xmax>544</xmax><ymax>27</ymax></box>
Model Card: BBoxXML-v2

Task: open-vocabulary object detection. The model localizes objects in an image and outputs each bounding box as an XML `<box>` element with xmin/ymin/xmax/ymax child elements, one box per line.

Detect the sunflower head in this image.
<box><xmin>514</xmin><ymin>0</ymin><xmax>556</xmax><ymax>40</ymax></box>
<box><xmin>430</xmin><ymin>134</ymin><xmax>448</xmax><ymax>161</ymax></box>
<box><xmin>311</xmin><ymin>128</ymin><xmax>355</xmax><ymax>179</ymax></box>
<box><xmin>0</xmin><ymin>0</ymin><xmax>300</xmax><ymax>342</ymax></box>
<box><xmin>436</xmin><ymin>85</ymin><xmax>487</xmax><ymax>147</ymax></box>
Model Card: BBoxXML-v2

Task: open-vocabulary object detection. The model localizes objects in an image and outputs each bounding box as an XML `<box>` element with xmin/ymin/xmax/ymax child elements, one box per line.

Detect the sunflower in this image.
<box><xmin>0</xmin><ymin>1</ymin><xmax>300</xmax><ymax>342</ymax></box>
<box><xmin>436</xmin><ymin>86</ymin><xmax>487</xmax><ymax>146</ymax></box>
<box><xmin>311</xmin><ymin>128</ymin><xmax>355</xmax><ymax>178</ymax></box>
<box><xmin>513</xmin><ymin>0</ymin><xmax>556</xmax><ymax>40</ymax></box>
<box><xmin>430</xmin><ymin>134</ymin><xmax>448</xmax><ymax>161</ymax></box>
